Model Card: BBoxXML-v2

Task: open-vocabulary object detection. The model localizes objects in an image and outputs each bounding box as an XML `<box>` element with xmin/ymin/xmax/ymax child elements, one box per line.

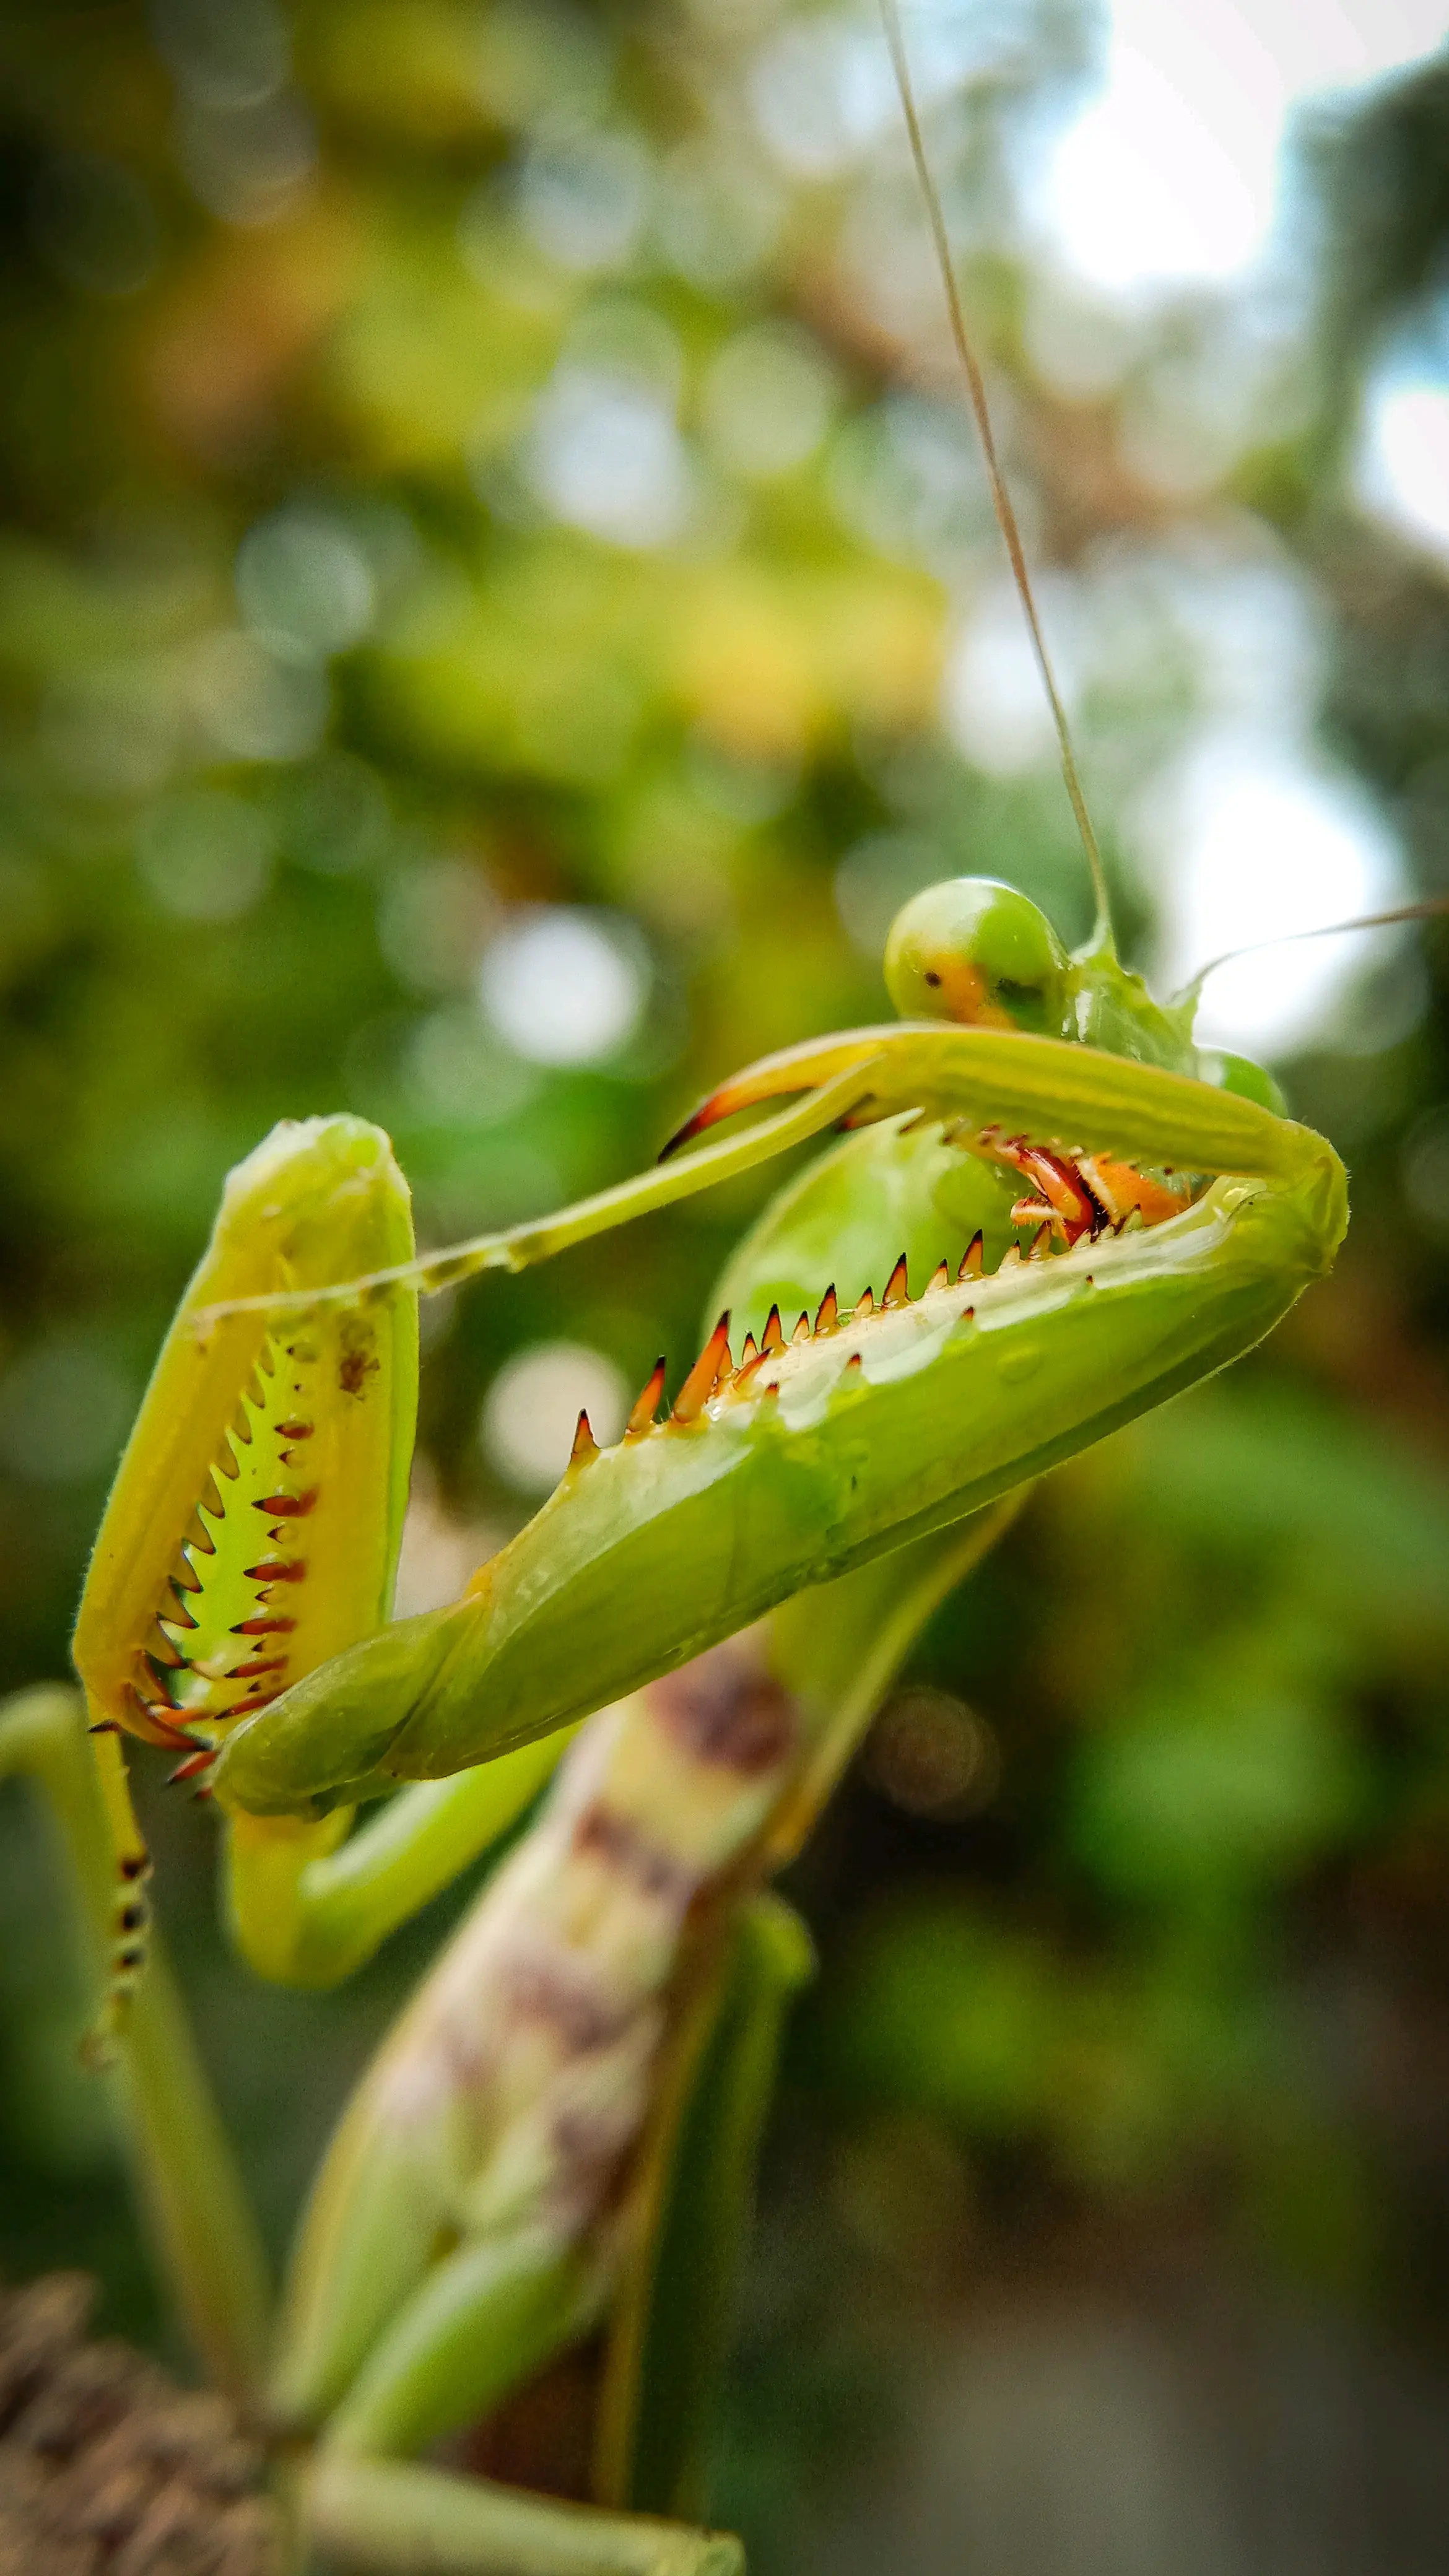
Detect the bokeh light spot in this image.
<box><xmin>281</xmin><ymin>752</ymin><xmax>391</xmax><ymax>875</ymax></box>
<box><xmin>237</xmin><ymin>510</ymin><xmax>376</xmax><ymax>659</ymax></box>
<box><xmin>1356</xmin><ymin>374</ymin><xmax>1449</xmax><ymax>572</ymax></box>
<box><xmin>175</xmin><ymin>89</ymin><xmax>317</xmax><ymax>228</ymax></box>
<box><xmin>526</xmin><ymin>365</ymin><xmax>694</xmax><ymax>549</ymax></box>
<box><xmin>866</xmin><ymin>1687</ymin><xmax>1000</xmax><ymax>1819</ymax></box>
<box><xmin>835</xmin><ymin>832</ymin><xmax>947</xmax><ymax>961</ymax></box>
<box><xmin>1153</xmin><ymin>744</ymin><xmax>1407</xmax><ymax>1058</ymax></box>
<box><xmin>150</xmin><ymin>0</ymin><xmax>290</xmax><ymax>110</ymax></box>
<box><xmin>29</xmin><ymin>155</ymin><xmax>160</xmax><ymax>298</ymax></box>
<box><xmin>656</xmin><ymin>141</ymin><xmax>782</xmax><ymax>291</ymax></box>
<box><xmin>476</xmin><ymin>0</ymin><xmax>613</xmax><ymax>129</ymax></box>
<box><xmin>188</xmin><ymin>630</ymin><xmax>329</xmax><ymax>762</ymax></box>
<box><xmin>1045</xmin><ymin>43</ymin><xmax>1273</xmax><ymax>294</ymax></box>
<box><xmin>702</xmin><ymin>321</ymin><xmax>838</xmax><ymax>482</ymax></box>
<box><xmin>481</xmin><ymin>1341</ymin><xmax>628</xmax><ymax>1494</ymax></box>
<box><xmin>406</xmin><ymin>1008</ymin><xmax>540</xmax><ymax>1126</ymax></box>
<box><xmin>1402</xmin><ymin>1105</ymin><xmax>1449</xmax><ymax>1243</ymax></box>
<box><xmin>1042</xmin><ymin>0</ymin><xmax>1449</xmax><ymax>301</ymax></box>
<box><xmin>749</xmin><ymin>18</ymin><xmax>888</xmax><ymax>179</ymax></box>
<box><xmin>393</xmin><ymin>1458</ymin><xmax>502</xmax><ymax>1619</ymax></box>
<box><xmin>517</xmin><ymin>128</ymin><xmax>651</xmax><ymax>275</ymax></box>
<box><xmin>136</xmin><ymin>788</ymin><xmax>276</xmax><ymax>922</ymax></box>
<box><xmin>39</xmin><ymin>663</ymin><xmax>181</xmax><ymax>799</ymax></box>
<box><xmin>944</xmin><ymin>575</ymin><xmax>1081</xmax><ymax>777</ymax></box>
<box><xmin>477</xmin><ymin>906</ymin><xmax>646</xmax><ymax>1066</ymax></box>
<box><xmin>378</xmin><ymin>858</ymin><xmax>497</xmax><ymax>997</ymax></box>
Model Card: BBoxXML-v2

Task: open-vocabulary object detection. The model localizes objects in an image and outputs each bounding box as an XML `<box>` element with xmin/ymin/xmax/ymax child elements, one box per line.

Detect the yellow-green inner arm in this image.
<box><xmin>225</xmin><ymin>1729</ymin><xmax>578</xmax><ymax>1986</ymax></box>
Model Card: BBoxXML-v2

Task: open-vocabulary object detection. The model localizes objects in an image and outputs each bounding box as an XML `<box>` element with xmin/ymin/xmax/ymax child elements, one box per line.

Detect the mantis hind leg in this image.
<box><xmin>292</xmin><ymin>1905</ymin><xmax>801</xmax><ymax>2576</ymax></box>
<box><xmin>297</xmin><ymin>2232</ymin><xmax>744</xmax><ymax>2565</ymax></box>
<box><xmin>282</xmin><ymin>1895</ymin><xmax>807</xmax><ymax>2571</ymax></box>
<box><xmin>0</xmin><ymin>1684</ymin><xmax>271</xmax><ymax>2400</ymax></box>
<box><xmin>594</xmin><ymin>1894</ymin><xmax>814</xmax><ymax>2527</ymax></box>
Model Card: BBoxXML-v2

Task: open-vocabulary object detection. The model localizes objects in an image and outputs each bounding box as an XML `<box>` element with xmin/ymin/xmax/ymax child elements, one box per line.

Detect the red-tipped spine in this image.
<box><xmin>167</xmin><ymin>1747</ymin><xmax>214</xmax><ymax>1787</ymax></box>
<box><xmin>883</xmin><ymin>1255</ymin><xmax>910</xmax><ymax>1309</ymax></box>
<box><xmin>569</xmin><ymin>1409</ymin><xmax>599</xmax><ymax>1468</ymax></box>
<box><xmin>671</xmin><ymin>1313</ymin><xmax>733</xmax><ymax>1425</ymax></box>
<box><xmin>626</xmin><ymin>1357</ymin><xmax>668</xmax><ymax>1438</ymax></box>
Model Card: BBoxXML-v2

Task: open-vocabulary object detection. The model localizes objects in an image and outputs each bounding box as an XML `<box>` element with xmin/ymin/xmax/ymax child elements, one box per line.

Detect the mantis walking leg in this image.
<box><xmin>271</xmin><ymin>1761</ymin><xmax>819</xmax><ymax>2575</ymax></box>
<box><xmin>0</xmin><ymin>1686</ymin><xmax>268</xmax><ymax>2398</ymax></box>
<box><xmin>282</xmin><ymin>1848</ymin><xmax>815</xmax><ymax>2574</ymax></box>
<box><xmin>294</xmin><ymin>1891</ymin><xmax>788</xmax><ymax>2576</ymax></box>
<box><xmin>300</xmin><ymin>2455</ymin><xmax>742</xmax><ymax>2576</ymax></box>
<box><xmin>593</xmin><ymin>1894</ymin><xmax>814</xmax><ymax>2525</ymax></box>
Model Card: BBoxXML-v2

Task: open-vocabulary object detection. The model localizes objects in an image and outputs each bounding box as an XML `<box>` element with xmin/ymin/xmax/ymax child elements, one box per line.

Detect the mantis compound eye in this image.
<box><xmin>884</xmin><ymin>877</ymin><xmax>1070</xmax><ymax>1038</ymax></box>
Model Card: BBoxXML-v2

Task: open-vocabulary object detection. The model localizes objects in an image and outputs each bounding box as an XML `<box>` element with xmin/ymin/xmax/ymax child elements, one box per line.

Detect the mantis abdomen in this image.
<box><xmin>271</xmin><ymin>1639</ymin><xmax>800</xmax><ymax>2438</ymax></box>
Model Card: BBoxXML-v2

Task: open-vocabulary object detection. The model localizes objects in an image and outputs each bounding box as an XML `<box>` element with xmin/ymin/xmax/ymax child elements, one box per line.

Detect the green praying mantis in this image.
<box><xmin>0</xmin><ymin>895</ymin><xmax>1356</xmax><ymax>2574</ymax></box>
<box><xmin>0</xmin><ymin>12</ymin><xmax>1375</xmax><ymax>2574</ymax></box>
<box><xmin>2</xmin><ymin>882</ymin><xmax>1349</xmax><ymax>2574</ymax></box>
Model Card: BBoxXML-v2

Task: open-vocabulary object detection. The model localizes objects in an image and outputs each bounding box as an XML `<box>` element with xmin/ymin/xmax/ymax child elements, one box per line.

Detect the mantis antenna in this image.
<box><xmin>1177</xmin><ymin>894</ymin><xmax>1449</xmax><ymax>1009</ymax></box>
<box><xmin>879</xmin><ymin>0</ymin><xmax>1114</xmax><ymax>952</ymax></box>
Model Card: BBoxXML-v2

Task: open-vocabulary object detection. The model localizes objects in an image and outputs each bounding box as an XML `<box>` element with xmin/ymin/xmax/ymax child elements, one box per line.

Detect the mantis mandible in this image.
<box><xmin>0</xmin><ymin>12</ymin><xmax>1362</xmax><ymax>2572</ymax></box>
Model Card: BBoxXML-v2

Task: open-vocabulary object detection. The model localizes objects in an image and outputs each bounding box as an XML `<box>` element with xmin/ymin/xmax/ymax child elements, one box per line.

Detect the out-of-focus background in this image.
<box><xmin>2</xmin><ymin>0</ymin><xmax>1449</xmax><ymax>2565</ymax></box>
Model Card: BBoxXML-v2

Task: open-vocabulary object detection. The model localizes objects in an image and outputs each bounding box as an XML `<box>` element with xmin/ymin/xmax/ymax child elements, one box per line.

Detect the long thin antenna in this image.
<box><xmin>879</xmin><ymin>0</ymin><xmax>1113</xmax><ymax>949</ymax></box>
<box><xmin>1177</xmin><ymin>895</ymin><xmax>1449</xmax><ymax>1006</ymax></box>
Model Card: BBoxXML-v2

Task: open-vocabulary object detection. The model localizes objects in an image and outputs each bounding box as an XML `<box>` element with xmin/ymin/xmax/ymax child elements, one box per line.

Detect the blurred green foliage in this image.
<box><xmin>1</xmin><ymin>1</ymin><xmax>1448</xmax><ymax>2564</ymax></box>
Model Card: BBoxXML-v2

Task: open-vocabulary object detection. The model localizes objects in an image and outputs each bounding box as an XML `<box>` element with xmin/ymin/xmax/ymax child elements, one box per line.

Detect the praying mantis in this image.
<box><xmin>1</xmin><ymin>874</ymin><xmax>1347</xmax><ymax>2572</ymax></box>
<box><xmin>0</xmin><ymin>13</ymin><xmax>1366</xmax><ymax>2575</ymax></box>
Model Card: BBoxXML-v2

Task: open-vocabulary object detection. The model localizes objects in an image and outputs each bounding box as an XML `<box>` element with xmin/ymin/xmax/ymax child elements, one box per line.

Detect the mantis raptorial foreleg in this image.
<box><xmin>55</xmin><ymin>880</ymin><xmax>1346</xmax><ymax>2069</ymax></box>
<box><xmin>206</xmin><ymin>1035</ymin><xmax>1342</xmax><ymax>1826</ymax></box>
<box><xmin>64</xmin><ymin>1063</ymin><xmax>898</xmax><ymax>2029</ymax></box>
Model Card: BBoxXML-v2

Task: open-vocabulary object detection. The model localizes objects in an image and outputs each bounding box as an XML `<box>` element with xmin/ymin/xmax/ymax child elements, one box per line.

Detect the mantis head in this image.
<box><xmin>883</xmin><ymin>874</ymin><xmax>1286</xmax><ymax>1115</ymax></box>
